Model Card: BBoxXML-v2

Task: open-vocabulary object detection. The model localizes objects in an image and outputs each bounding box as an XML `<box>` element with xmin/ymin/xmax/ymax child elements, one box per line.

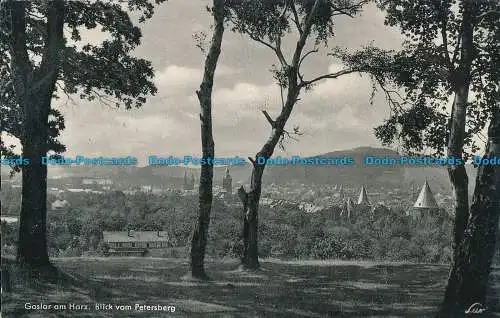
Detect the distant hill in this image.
<box><xmin>41</xmin><ymin>147</ymin><xmax>481</xmax><ymax>194</ymax></box>
<box><xmin>261</xmin><ymin>147</ymin><xmax>404</xmax><ymax>186</ymax></box>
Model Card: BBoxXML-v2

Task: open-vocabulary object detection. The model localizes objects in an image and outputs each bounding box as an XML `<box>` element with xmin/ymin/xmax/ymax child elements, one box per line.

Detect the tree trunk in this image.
<box><xmin>446</xmin><ymin>0</ymin><xmax>475</xmax><ymax>255</ymax></box>
<box><xmin>438</xmin><ymin>87</ymin><xmax>500</xmax><ymax>317</ymax></box>
<box><xmin>239</xmin><ymin>90</ymin><xmax>300</xmax><ymax>269</ymax></box>
<box><xmin>235</xmin><ymin>0</ymin><xmax>321</xmax><ymax>270</ymax></box>
<box><xmin>8</xmin><ymin>0</ymin><xmax>65</xmax><ymax>268</ymax></box>
<box><xmin>240</xmin><ymin>165</ymin><xmax>265</xmax><ymax>269</ymax></box>
<box><xmin>16</xmin><ymin>96</ymin><xmax>51</xmax><ymax>267</ymax></box>
<box><xmin>237</xmin><ymin>186</ymin><xmax>249</xmax><ymax>264</ymax></box>
<box><xmin>447</xmin><ymin>82</ymin><xmax>471</xmax><ymax>255</ymax></box>
<box><xmin>189</xmin><ymin>0</ymin><xmax>224</xmax><ymax>280</ymax></box>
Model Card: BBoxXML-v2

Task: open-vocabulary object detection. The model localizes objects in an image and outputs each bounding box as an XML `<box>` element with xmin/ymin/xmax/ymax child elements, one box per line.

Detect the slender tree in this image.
<box><xmin>226</xmin><ymin>0</ymin><xmax>371</xmax><ymax>269</ymax></box>
<box><xmin>0</xmin><ymin>0</ymin><xmax>165</xmax><ymax>267</ymax></box>
<box><xmin>365</xmin><ymin>1</ymin><xmax>500</xmax><ymax>315</ymax></box>
<box><xmin>190</xmin><ymin>0</ymin><xmax>226</xmax><ymax>280</ymax></box>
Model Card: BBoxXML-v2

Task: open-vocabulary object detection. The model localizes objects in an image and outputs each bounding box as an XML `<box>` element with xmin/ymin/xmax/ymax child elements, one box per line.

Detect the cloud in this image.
<box><xmin>308</xmin><ymin>64</ymin><xmax>369</xmax><ymax>101</ymax></box>
<box><xmin>155</xmin><ymin>65</ymin><xmax>201</xmax><ymax>90</ymax></box>
<box><xmin>155</xmin><ymin>64</ymin><xmax>239</xmax><ymax>91</ymax></box>
<box><xmin>211</xmin><ymin>82</ymin><xmax>281</xmax><ymax>124</ymax></box>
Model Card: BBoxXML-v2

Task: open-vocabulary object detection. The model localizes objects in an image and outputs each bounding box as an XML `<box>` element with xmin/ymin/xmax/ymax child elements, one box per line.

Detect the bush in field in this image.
<box><xmin>310</xmin><ymin>234</ymin><xmax>347</xmax><ymax>259</ymax></box>
<box><xmin>385</xmin><ymin>236</ymin><xmax>412</xmax><ymax>261</ymax></box>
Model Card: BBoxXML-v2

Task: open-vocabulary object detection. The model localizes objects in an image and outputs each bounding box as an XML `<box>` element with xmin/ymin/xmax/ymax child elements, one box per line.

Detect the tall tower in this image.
<box><xmin>223</xmin><ymin>167</ymin><xmax>232</xmax><ymax>195</ymax></box>
<box><xmin>357</xmin><ymin>185</ymin><xmax>371</xmax><ymax>207</ymax></box>
<box><xmin>190</xmin><ymin>173</ymin><xmax>196</xmax><ymax>189</ymax></box>
<box><xmin>183</xmin><ymin>169</ymin><xmax>194</xmax><ymax>190</ymax></box>
<box><xmin>411</xmin><ymin>180</ymin><xmax>439</xmax><ymax>219</ymax></box>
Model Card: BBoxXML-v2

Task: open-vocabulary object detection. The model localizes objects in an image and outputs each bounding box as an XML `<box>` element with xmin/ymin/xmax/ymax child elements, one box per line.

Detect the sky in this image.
<box><xmin>4</xmin><ymin>0</ymin><xmax>406</xmax><ymax>166</ymax></box>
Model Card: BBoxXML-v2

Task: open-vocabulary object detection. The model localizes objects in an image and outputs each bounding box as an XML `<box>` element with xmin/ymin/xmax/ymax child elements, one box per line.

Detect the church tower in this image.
<box><xmin>223</xmin><ymin>167</ymin><xmax>232</xmax><ymax>195</ymax></box>
<box><xmin>357</xmin><ymin>185</ymin><xmax>371</xmax><ymax>207</ymax></box>
<box><xmin>411</xmin><ymin>180</ymin><xmax>439</xmax><ymax>219</ymax></box>
<box><xmin>183</xmin><ymin>169</ymin><xmax>194</xmax><ymax>190</ymax></box>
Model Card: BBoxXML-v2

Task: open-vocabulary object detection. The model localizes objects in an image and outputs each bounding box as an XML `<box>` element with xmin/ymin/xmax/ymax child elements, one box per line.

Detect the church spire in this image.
<box><xmin>413</xmin><ymin>180</ymin><xmax>439</xmax><ymax>209</ymax></box>
<box><xmin>357</xmin><ymin>185</ymin><xmax>370</xmax><ymax>206</ymax></box>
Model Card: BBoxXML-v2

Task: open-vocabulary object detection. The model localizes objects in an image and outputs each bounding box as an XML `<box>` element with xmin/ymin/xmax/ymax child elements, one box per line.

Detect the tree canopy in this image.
<box><xmin>370</xmin><ymin>0</ymin><xmax>500</xmax><ymax>158</ymax></box>
<box><xmin>0</xmin><ymin>0</ymin><xmax>166</xmax><ymax>168</ymax></box>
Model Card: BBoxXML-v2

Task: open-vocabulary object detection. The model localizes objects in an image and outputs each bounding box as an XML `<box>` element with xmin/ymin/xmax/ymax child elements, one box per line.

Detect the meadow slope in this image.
<box><xmin>1</xmin><ymin>257</ymin><xmax>499</xmax><ymax>317</ymax></box>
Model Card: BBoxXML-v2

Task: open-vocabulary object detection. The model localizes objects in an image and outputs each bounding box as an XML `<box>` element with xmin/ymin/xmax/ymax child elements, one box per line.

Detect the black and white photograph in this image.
<box><xmin>1</xmin><ymin>0</ymin><xmax>499</xmax><ymax>317</ymax></box>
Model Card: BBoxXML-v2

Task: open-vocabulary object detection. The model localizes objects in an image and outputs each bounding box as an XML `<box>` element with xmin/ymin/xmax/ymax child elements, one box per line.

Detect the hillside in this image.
<box><xmin>1</xmin><ymin>257</ymin><xmax>499</xmax><ymax>317</ymax></box>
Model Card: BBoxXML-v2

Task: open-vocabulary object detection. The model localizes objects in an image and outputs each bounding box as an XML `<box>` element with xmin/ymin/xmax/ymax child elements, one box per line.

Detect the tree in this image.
<box><xmin>368</xmin><ymin>0</ymin><xmax>500</xmax><ymax>315</ymax></box>
<box><xmin>226</xmin><ymin>0</ymin><xmax>370</xmax><ymax>269</ymax></box>
<box><xmin>189</xmin><ymin>0</ymin><xmax>226</xmax><ymax>279</ymax></box>
<box><xmin>0</xmin><ymin>0</ymin><xmax>165</xmax><ymax>267</ymax></box>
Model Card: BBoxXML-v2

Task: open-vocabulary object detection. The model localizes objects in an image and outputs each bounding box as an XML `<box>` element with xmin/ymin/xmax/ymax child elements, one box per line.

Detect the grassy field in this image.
<box><xmin>1</xmin><ymin>257</ymin><xmax>500</xmax><ymax>317</ymax></box>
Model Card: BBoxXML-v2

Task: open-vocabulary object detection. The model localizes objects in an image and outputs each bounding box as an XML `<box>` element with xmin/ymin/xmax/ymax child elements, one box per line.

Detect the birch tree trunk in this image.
<box><xmin>189</xmin><ymin>0</ymin><xmax>225</xmax><ymax>279</ymax></box>
<box><xmin>438</xmin><ymin>86</ymin><xmax>500</xmax><ymax>317</ymax></box>
<box><xmin>446</xmin><ymin>0</ymin><xmax>475</xmax><ymax>255</ymax></box>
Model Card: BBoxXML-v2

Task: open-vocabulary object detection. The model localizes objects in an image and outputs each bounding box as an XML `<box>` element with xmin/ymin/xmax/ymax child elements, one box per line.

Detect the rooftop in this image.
<box><xmin>103</xmin><ymin>231</ymin><xmax>169</xmax><ymax>243</ymax></box>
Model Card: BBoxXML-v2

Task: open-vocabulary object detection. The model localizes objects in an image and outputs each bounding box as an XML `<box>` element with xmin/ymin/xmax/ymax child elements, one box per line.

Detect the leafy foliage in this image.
<box><xmin>0</xmin><ymin>0</ymin><xmax>165</xmax><ymax>170</ymax></box>
<box><xmin>368</xmin><ymin>0</ymin><xmax>500</xmax><ymax>158</ymax></box>
<box><xmin>0</xmin><ymin>185</ymin><xmax>458</xmax><ymax>263</ymax></box>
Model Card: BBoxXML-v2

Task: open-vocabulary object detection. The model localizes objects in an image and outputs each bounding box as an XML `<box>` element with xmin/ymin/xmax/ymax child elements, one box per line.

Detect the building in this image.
<box><xmin>222</xmin><ymin>167</ymin><xmax>232</xmax><ymax>195</ymax></box>
<box><xmin>51</xmin><ymin>199</ymin><xmax>69</xmax><ymax>210</ymax></box>
<box><xmin>82</xmin><ymin>178</ymin><xmax>113</xmax><ymax>186</ymax></box>
<box><xmin>410</xmin><ymin>180</ymin><xmax>440</xmax><ymax>219</ymax></box>
<box><xmin>82</xmin><ymin>178</ymin><xmax>113</xmax><ymax>190</ymax></box>
<box><xmin>357</xmin><ymin>185</ymin><xmax>371</xmax><ymax>207</ymax></box>
<box><xmin>103</xmin><ymin>230</ymin><xmax>170</xmax><ymax>256</ymax></box>
<box><xmin>183</xmin><ymin>170</ymin><xmax>195</xmax><ymax>190</ymax></box>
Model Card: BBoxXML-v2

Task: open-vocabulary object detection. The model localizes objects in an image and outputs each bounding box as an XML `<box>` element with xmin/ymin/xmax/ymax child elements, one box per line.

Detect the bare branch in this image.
<box><xmin>245</xmin><ymin>29</ymin><xmax>288</xmax><ymax>67</ymax></box>
<box><xmin>329</xmin><ymin>1</ymin><xmax>369</xmax><ymax>18</ymax></box>
<box><xmin>262</xmin><ymin>110</ymin><xmax>276</xmax><ymax>127</ymax></box>
<box><xmin>278</xmin><ymin>0</ymin><xmax>289</xmax><ymax>20</ymax></box>
<box><xmin>55</xmin><ymin>81</ymin><xmax>77</xmax><ymax>106</ymax></box>
<box><xmin>247</xmin><ymin>156</ymin><xmax>256</xmax><ymax>166</ymax></box>
<box><xmin>371</xmin><ymin>75</ymin><xmax>406</xmax><ymax>113</ymax></box>
<box><xmin>289</xmin><ymin>1</ymin><xmax>303</xmax><ymax>35</ymax></box>
<box><xmin>274</xmin><ymin>36</ymin><xmax>288</xmax><ymax>67</ymax></box>
<box><xmin>298</xmin><ymin>48</ymin><xmax>318</xmax><ymax>71</ymax></box>
<box><xmin>291</xmin><ymin>0</ymin><xmax>321</xmax><ymax>67</ymax></box>
<box><xmin>91</xmin><ymin>88</ymin><xmax>120</xmax><ymax>109</ymax></box>
<box><xmin>299</xmin><ymin>68</ymin><xmax>358</xmax><ymax>88</ymax></box>
<box><xmin>278</xmin><ymin>126</ymin><xmax>303</xmax><ymax>150</ymax></box>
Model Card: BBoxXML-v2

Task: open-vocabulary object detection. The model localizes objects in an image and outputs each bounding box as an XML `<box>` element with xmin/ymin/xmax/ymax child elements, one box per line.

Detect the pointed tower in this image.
<box><xmin>413</xmin><ymin>180</ymin><xmax>438</xmax><ymax>209</ymax></box>
<box><xmin>190</xmin><ymin>173</ymin><xmax>196</xmax><ymax>189</ymax></box>
<box><xmin>357</xmin><ymin>185</ymin><xmax>371</xmax><ymax>206</ymax></box>
<box><xmin>183</xmin><ymin>169</ymin><xmax>188</xmax><ymax>190</ymax></box>
<box><xmin>222</xmin><ymin>167</ymin><xmax>232</xmax><ymax>195</ymax></box>
<box><xmin>183</xmin><ymin>169</ymin><xmax>194</xmax><ymax>190</ymax></box>
<box><xmin>338</xmin><ymin>184</ymin><xmax>344</xmax><ymax>200</ymax></box>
